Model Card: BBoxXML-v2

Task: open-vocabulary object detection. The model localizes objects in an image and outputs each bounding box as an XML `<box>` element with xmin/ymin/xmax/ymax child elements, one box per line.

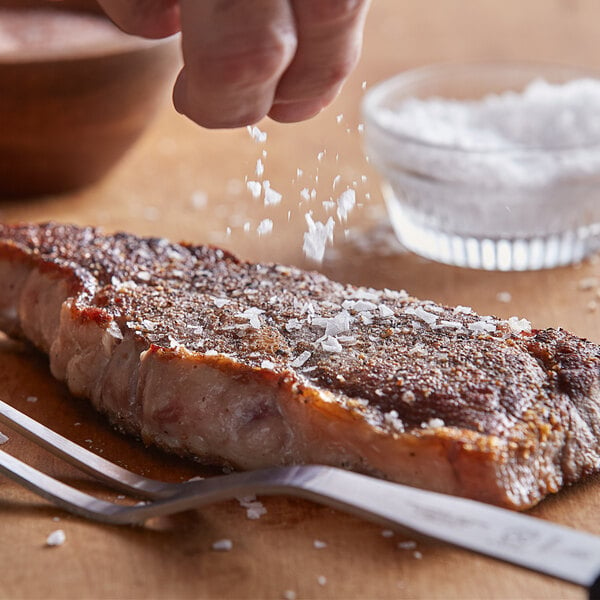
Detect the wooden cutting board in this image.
<box><xmin>1</xmin><ymin>1</ymin><xmax>599</xmax><ymax>598</ymax></box>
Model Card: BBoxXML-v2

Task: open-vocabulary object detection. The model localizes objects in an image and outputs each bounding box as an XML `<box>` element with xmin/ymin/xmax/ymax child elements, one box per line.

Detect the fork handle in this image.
<box><xmin>146</xmin><ymin>465</ymin><xmax>600</xmax><ymax>590</ymax></box>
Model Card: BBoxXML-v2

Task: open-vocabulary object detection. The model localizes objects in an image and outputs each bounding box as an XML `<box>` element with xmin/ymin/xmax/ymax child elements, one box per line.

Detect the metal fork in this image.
<box><xmin>0</xmin><ymin>398</ymin><xmax>599</xmax><ymax>597</ymax></box>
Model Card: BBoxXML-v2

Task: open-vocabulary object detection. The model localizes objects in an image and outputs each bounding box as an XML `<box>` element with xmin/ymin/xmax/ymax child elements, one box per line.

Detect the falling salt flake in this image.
<box><xmin>332</xmin><ymin>174</ymin><xmax>342</xmax><ymax>189</ymax></box>
<box><xmin>357</xmin><ymin>123</ymin><xmax>365</xmax><ymax>133</ymax></box>
<box><xmin>317</xmin><ymin>151</ymin><xmax>325</xmax><ymax>161</ymax></box>
<box><xmin>257</xmin><ymin>219</ymin><xmax>273</xmax><ymax>236</ymax></box>
<box><xmin>263</xmin><ymin>179</ymin><xmax>270</xmax><ymax>190</ymax></box>
<box><xmin>507</xmin><ymin>316</ymin><xmax>532</xmax><ymax>334</ymax></box>
<box><xmin>317</xmin><ymin>576</ymin><xmax>327</xmax><ymax>586</ymax></box>
<box><xmin>361</xmin><ymin>80</ymin><xmax>367</xmax><ymax>90</ymax></box>
<box><xmin>26</xmin><ymin>395</ymin><xmax>38</xmax><ymax>403</ymax></box>
<box><xmin>191</xmin><ymin>190</ymin><xmax>208</xmax><ymax>210</ymax></box>
<box><xmin>300</xmin><ymin>188</ymin><xmax>311</xmax><ymax>201</ymax></box>
<box><xmin>247</xmin><ymin>180</ymin><xmax>262</xmax><ymax>199</ymax></box>
<box><xmin>296</xmin><ymin>168</ymin><xmax>303</xmax><ymax>177</ymax></box>
<box><xmin>496</xmin><ymin>291</ymin><xmax>512</xmax><ymax>303</ymax></box>
<box><xmin>0</xmin><ymin>432</ymin><xmax>8</xmax><ymax>445</ymax></box>
<box><xmin>264</xmin><ymin>187</ymin><xmax>282</xmax><ymax>206</ymax></box>
<box><xmin>336</xmin><ymin>188</ymin><xmax>356</xmax><ymax>222</ymax></box>
<box><xmin>243</xmin><ymin>221</ymin><xmax>251</xmax><ymax>232</ymax></box>
<box><xmin>336</xmin><ymin>113</ymin><xmax>344</xmax><ymax>124</ymax></box>
<box><xmin>413</xmin><ymin>551</ymin><xmax>423</xmax><ymax>559</ymax></box>
<box><xmin>397</xmin><ymin>540</ymin><xmax>417</xmax><ymax>550</ymax></box>
<box><xmin>247</xmin><ymin>125</ymin><xmax>267</xmax><ymax>143</ymax></box>
<box><xmin>310</xmin><ymin>188</ymin><xmax>317</xmax><ymax>200</ymax></box>
<box><xmin>381</xmin><ymin>529</ymin><xmax>394</xmax><ymax>538</ymax></box>
<box><xmin>256</xmin><ymin>158</ymin><xmax>265</xmax><ymax>177</ymax></box>
<box><xmin>46</xmin><ymin>529</ymin><xmax>66</xmax><ymax>547</ymax></box>
<box><xmin>290</xmin><ymin>351</ymin><xmax>312</xmax><ymax>368</ymax></box>
<box><xmin>303</xmin><ymin>213</ymin><xmax>335</xmax><ymax>262</ymax></box>
<box><xmin>211</xmin><ymin>539</ymin><xmax>233</xmax><ymax>552</ymax></box>
<box><xmin>283</xmin><ymin>591</ymin><xmax>296</xmax><ymax>600</ymax></box>
<box><xmin>313</xmin><ymin>540</ymin><xmax>327</xmax><ymax>549</ymax></box>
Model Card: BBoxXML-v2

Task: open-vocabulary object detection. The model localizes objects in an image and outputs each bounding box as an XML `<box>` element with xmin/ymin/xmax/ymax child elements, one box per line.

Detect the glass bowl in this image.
<box><xmin>362</xmin><ymin>61</ymin><xmax>600</xmax><ymax>270</ymax></box>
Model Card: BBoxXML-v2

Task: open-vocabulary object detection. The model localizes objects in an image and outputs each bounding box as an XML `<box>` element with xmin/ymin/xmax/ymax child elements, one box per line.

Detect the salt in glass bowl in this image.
<box><xmin>362</xmin><ymin>61</ymin><xmax>600</xmax><ymax>271</ymax></box>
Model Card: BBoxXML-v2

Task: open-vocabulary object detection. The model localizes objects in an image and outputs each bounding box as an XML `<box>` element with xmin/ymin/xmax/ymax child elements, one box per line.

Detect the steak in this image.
<box><xmin>0</xmin><ymin>222</ymin><xmax>599</xmax><ymax>509</ymax></box>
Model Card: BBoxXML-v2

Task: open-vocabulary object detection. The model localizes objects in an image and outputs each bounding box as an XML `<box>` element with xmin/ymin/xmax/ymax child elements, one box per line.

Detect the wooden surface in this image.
<box><xmin>1</xmin><ymin>1</ymin><xmax>600</xmax><ymax>598</ymax></box>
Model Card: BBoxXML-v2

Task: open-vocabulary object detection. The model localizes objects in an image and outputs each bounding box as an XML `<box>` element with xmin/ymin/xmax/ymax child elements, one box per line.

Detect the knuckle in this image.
<box><xmin>301</xmin><ymin>0</ymin><xmax>367</xmax><ymax>24</ymax></box>
<box><xmin>197</xmin><ymin>34</ymin><xmax>296</xmax><ymax>89</ymax></box>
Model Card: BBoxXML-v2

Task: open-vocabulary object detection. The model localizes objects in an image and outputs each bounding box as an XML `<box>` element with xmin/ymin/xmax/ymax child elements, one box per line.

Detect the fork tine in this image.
<box><xmin>0</xmin><ymin>399</ymin><xmax>173</xmax><ymax>499</ymax></box>
<box><xmin>0</xmin><ymin>447</ymin><xmax>143</xmax><ymax>524</ymax></box>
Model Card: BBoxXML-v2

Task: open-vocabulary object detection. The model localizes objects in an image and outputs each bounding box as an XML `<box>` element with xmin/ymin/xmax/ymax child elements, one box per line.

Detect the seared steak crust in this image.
<box><xmin>0</xmin><ymin>222</ymin><xmax>599</xmax><ymax>509</ymax></box>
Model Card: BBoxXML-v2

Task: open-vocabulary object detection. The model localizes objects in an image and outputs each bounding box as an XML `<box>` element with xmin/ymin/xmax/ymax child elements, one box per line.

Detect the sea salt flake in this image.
<box><xmin>257</xmin><ymin>219</ymin><xmax>273</xmax><ymax>236</ymax></box>
<box><xmin>46</xmin><ymin>529</ymin><xmax>66</xmax><ymax>547</ymax></box>
<box><xmin>507</xmin><ymin>316</ymin><xmax>532</xmax><ymax>333</ymax></box>
<box><xmin>303</xmin><ymin>214</ymin><xmax>335</xmax><ymax>262</ymax></box>
<box><xmin>336</xmin><ymin>188</ymin><xmax>356</xmax><ymax>222</ymax></box>
<box><xmin>264</xmin><ymin>187</ymin><xmax>282</xmax><ymax>206</ymax></box>
<box><xmin>261</xmin><ymin>360</ymin><xmax>276</xmax><ymax>370</ymax></box>
<box><xmin>300</xmin><ymin>188</ymin><xmax>311</xmax><ymax>201</ymax></box>
<box><xmin>247</xmin><ymin>180</ymin><xmax>262</xmax><ymax>199</ymax></box>
<box><xmin>468</xmin><ymin>320</ymin><xmax>496</xmax><ymax>333</ymax></box>
<box><xmin>285</xmin><ymin>318</ymin><xmax>304</xmax><ymax>331</ymax></box>
<box><xmin>211</xmin><ymin>539</ymin><xmax>233</xmax><ymax>551</ymax></box>
<box><xmin>247</xmin><ymin>125</ymin><xmax>267</xmax><ymax>143</ymax></box>
<box><xmin>213</xmin><ymin>298</ymin><xmax>230</xmax><ymax>308</ymax></box>
<box><xmin>290</xmin><ymin>351</ymin><xmax>311</xmax><ymax>368</ymax></box>
<box><xmin>320</xmin><ymin>336</ymin><xmax>343</xmax><ymax>353</ymax></box>
<box><xmin>256</xmin><ymin>158</ymin><xmax>265</xmax><ymax>177</ymax></box>
<box><xmin>311</xmin><ymin>311</ymin><xmax>352</xmax><ymax>337</ymax></box>
<box><xmin>378</xmin><ymin>304</ymin><xmax>395</xmax><ymax>318</ymax></box>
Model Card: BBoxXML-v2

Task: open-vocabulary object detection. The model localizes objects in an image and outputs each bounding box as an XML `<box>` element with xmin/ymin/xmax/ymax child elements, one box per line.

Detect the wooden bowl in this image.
<box><xmin>0</xmin><ymin>0</ymin><xmax>180</xmax><ymax>197</ymax></box>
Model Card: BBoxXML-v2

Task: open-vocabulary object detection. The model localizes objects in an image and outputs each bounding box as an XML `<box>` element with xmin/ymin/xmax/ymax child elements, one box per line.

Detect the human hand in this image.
<box><xmin>96</xmin><ymin>0</ymin><xmax>371</xmax><ymax>128</ymax></box>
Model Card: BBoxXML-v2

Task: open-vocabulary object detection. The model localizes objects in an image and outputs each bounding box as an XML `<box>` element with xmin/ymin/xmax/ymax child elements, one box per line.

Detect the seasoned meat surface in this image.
<box><xmin>1</xmin><ymin>222</ymin><xmax>599</xmax><ymax>509</ymax></box>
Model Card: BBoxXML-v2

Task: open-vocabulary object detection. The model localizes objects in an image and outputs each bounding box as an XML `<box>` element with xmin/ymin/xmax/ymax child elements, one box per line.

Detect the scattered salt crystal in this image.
<box><xmin>317</xmin><ymin>575</ymin><xmax>327</xmax><ymax>586</ymax></box>
<box><xmin>507</xmin><ymin>316</ymin><xmax>532</xmax><ymax>334</ymax></box>
<box><xmin>0</xmin><ymin>432</ymin><xmax>8</xmax><ymax>444</ymax></box>
<box><xmin>317</xmin><ymin>151</ymin><xmax>325</xmax><ymax>161</ymax></box>
<box><xmin>336</xmin><ymin>188</ymin><xmax>356</xmax><ymax>222</ymax></box>
<box><xmin>46</xmin><ymin>529</ymin><xmax>66</xmax><ymax>547</ymax></box>
<box><xmin>384</xmin><ymin>410</ymin><xmax>404</xmax><ymax>432</ymax></box>
<box><xmin>260</xmin><ymin>360</ymin><xmax>276</xmax><ymax>370</ymax></box>
<box><xmin>357</xmin><ymin>123</ymin><xmax>365</xmax><ymax>133</ymax></box>
<box><xmin>303</xmin><ymin>214</ymin><xmax>335</xmax><ymax>262</ymax></box>
<box><xmin>264</xmin><ymin>187</ymin><xmax>282</xmax><ymax>206</ymax></box>
<box><xmin>290</xmin><ymin>351</ymin><xmax>311</xmax><ymax>368</ymax></box>
<box><xmin>26</xmin><ymin>395</ymin><xmax>38</xmax><ymax>403</ymax></box>
<box><xmin>211</xmin><ymin>539</ymin><xmax>233</xmax><ymax>551</ymax></box>
<box><xmin>247</xmin><ymin>180</ymin><xmax>262</xmax><ymax>199</ymax></box>
<box><xmin>397</xmin><ymin>540</ymin><xmax>417</xmax><ymax>550</ymax></box>
<box><xmin>257</xmin><ymin>219</ymin><xmax>273</xmax><ymax>236</ymax></box>
<box><xmin>578</xmin><ymin>276</ymin><xmax>599</xmax><ymax>291</ymax></box>
<box><xmin>413</xmin><ymin>551</ymin><xmax>423</xmax><ymax>559</ymax></box>
<box><xmin>423</xmin><ymin>418</ymin><xmax>445</xmax><ymax>428</ymax></box>
<box><xmin>213</xmin><ymin>298</ymin><xmax>230</xmax><ymax>308</ymax></box>
<box><xmin>438</xmin><ymin>320</ymin><xmax>463</xmax><ymax>330</ymax></box>
<box><xmin>247</xmin><ymin>125</ymin><xmax>267</xmax><ymax>143</ymax></box>
<box><xmin>300</xmin><ymin>188</ymin><xmax>311</xmax><ymax>201</ymax></box>
<box><xmin>191</xmin><ymin>190</ymin><xmax>208</xmax><ymax>209</ymax></box>
<box><xmin>468</xmin><ymin>320</ymin><xmax>496</xmax><ymax>334</ymax></box>
<box><xmin>238</xmin><ymin>495</ymin><xmax>268</xmax><ymax>520</ymax></box>
<box><xmin>496</xmin><ymin>291</ymin><xmax>512</xmax><ymax>303</ymax></box>
<box><xmin>361</xmin><ymin>80</ymin><xmax>367</xmax><ymax>90</ymax></box>
<box><xmin>313</xmin><ymin>540</ymin><xmax>327</xmax><ymax>549</ymax></box>
<box><xmin>137</xmin><ymin>271</ymin><xmax>151</xmax><ymax>282</ymax></box>
<box><xmin>243</xmin><ymin>221</ymin><xmax>251</xmax><ymax>232</ymax></box>
<box><xmin>311</xmin><ymin>311</ymin><xmax>352</xmax><ymax>337</ymax></box>
<box><xmin>256</xmin><ymin>158</ymin><xmax>265</xmax><ymax>177</ymax></box>
<box><xmin>336</xmin><ymin>113</ymin><xmax>344</xmax><ymax>123</ymax></box>
<box><xmin>453</xmin><ymin>305</ymin><xmax>473</xmax><ymax>314</ymax></box>
<box><xmin>204</xmin><ymin>349</ymin><xmax>219</xmax><ymax>356</ymax></box>
<box><xmin>296</xmin><ymin>168</ymin><xmax>303</xmax><ymax>177</ymax></box>
<box><xmin>320</xmin><ymin>336</ymin><xmax>343</xmax><ymax>353</ymax></box>
<box><xmin>237</xmin><ymin>307</ymin><xmax>265</xmax><ymax>329</ymax></box>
